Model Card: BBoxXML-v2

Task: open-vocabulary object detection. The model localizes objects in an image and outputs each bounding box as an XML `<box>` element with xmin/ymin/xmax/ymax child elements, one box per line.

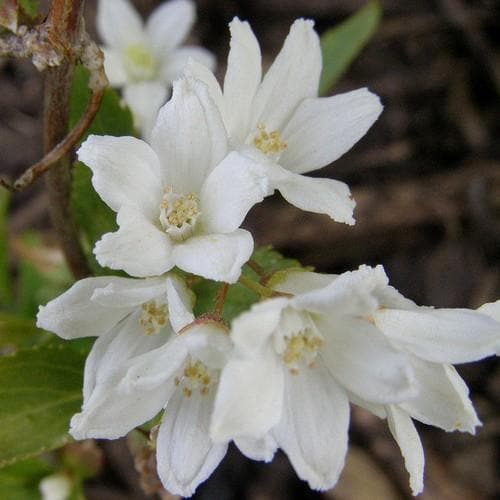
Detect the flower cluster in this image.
<box><xmin>37</xmin><ymin>8</ymin><xmax>500</xmax><ymax>498</ymax></box>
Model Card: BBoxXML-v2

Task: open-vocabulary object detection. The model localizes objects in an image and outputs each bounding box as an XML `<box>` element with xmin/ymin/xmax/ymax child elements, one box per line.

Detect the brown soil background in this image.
<box><xmin>1</xmin><ymin>0</ymin><xmax>499</xmax><ymax>499</ymax></box>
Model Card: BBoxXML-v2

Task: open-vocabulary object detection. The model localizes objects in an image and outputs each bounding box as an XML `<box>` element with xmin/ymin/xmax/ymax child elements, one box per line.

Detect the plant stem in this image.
<box><xmin>43</xmin><ymin>0</ymin><xmax>90</xmax><ymax>279</ymax></box>
<box><xmin>213</xmin><ymin>283</ymin><xmax>229</xmax><ymax>317</ymax></box>
<box><xmin>238</xmin><ymin>275</ymin><xmax>274</xmax><ymax>298</ymax></box>
<box><xmin>246</xmin><ymin>259</ymin><xmax>266</xmax><ymax>277</ymax></box>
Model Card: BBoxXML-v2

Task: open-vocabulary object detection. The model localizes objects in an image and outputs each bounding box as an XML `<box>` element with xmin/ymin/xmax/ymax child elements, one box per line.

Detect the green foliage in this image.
<box><xmin>0</xmin><ymin>313</ymin><xmax>52</xmax><ymax>353</ymax></box>
<box><xmin>0</xmin><ymin>344</ymin><xmax>85</xmax><ymax>467</ymax></box>
<box><xmin>0</xmin><ymin>458</ymin><xmax>51</xmax><ymax>500</ymax></box>
<box><xmin>319</xmin><ymin>1</ymin><xmax>381</xmax><ymax>95</ymax></box>
<box><xmin>0</xmin><ymin>190</ymin><xmax>10</xmax><ymax>305</ymax></box>
<box><xmin>69</xmin><ymin>65</ymin><xmax>134</xmax><ymax>270</ymax></box>
<box><xmin>17</xmin><ymin>0</ymin><xmax>38</xmax><ymax>19</ymax></box>
<box><xmin>193</xmin><ymin>247</ymin><xmax>301</xmax><ymax>323</ymax></box>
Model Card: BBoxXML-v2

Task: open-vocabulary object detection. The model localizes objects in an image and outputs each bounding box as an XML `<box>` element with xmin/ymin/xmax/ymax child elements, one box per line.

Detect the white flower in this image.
<box><xmin>357</xmin><ymin>288</ymin><xmax>500</xmax><ymax>495</ymax></box>
<box><xmin>210</xmin><ymin>265</ymin><xmax>417</xmax><ymax>490</ymax></box>
<box><xmin>78</xmin><ymin>77</ymin><xmax>270</xmax><ymax>283</ymax></box>
<box><xmin>39</xmin><ymin>474</ymin><xmax>72</xmax><ymax>500</ymax></box>
<box><xmin>97</xmin><ymin>0</ymin><xmax>215</xmax><ymax>138</ymax></box>
<box><xmin>37</xmin><ymin>274</ymin><xmax>231</xmax><ymax>496</ymax></box>
<box><xmin>187</xmin><ymin>18</ymin><xmax>383</xmax><ymax>225</ymax></box>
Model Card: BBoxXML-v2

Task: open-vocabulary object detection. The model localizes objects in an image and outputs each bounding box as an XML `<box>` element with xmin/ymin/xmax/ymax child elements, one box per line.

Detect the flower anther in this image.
<box><xmin>139</xmin><ymin>300</ymin><xmax>168</xmax><ymax>335</ymax></box>
<box><xmin>175</xmin><ymin>358</ymin><xmax>215</xmax><ymax>397</ymax></box>
<box><xmin>159</xmin><ymin>187</ymin><xmax>200</xmax><ymax>241</ymax></box>
<box><xmin>252</xmin><ymin>123</ymin><xmax>287</xmax><ymax>158</ymax></box>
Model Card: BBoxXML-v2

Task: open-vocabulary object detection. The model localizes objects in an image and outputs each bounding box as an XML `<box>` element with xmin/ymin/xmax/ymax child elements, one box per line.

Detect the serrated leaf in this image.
<box><xmin>319</xmin><ymin>1</ymin><xmax>381</xmax><ymax>95</ymax></box>
<box><xmin>0</xmin><ymin>189</ymin><xmax>11</xmax><ymax>305</ymax></box>
<box><xmin>193</xmin><ymin>247</ymin><xmax>301</xmax><ymax>323</ymax></box>
<box><xmin>0</xmin><ymin>457</ymin><xmax>52</xmax><ymax>500</ymax></box>
<box><xmin>0</xmin><ymin>344</ymin><xmax>85</xmax><ymax>467</ymax></box>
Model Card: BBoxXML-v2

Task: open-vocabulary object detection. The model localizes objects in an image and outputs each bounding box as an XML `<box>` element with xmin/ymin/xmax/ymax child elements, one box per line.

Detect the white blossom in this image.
<box><xmin>187</xmin><ymin>18</ymin><xmax>383</xmax><ymax>225</ymax></box>
<box><xmin>78</xmin><ymin>77</ymin><xmax>270</xmax><ymax>283</ymax></box>
<box><xmin>37</xmin><ymin>274</ymin><xmax>231</xmax><ymax>496</ymax></box>
<box><xmin>97</xmin><ymin>0</ymin><xmax>215</xmax><ymax>138</ymax></box>
<box><xmin>210</xmin><ymin>265</ymin><xmax>417</xmax><ymax>490</ymax></box>
<box><xmin>39</xmin><ymin>474</ymin><xmax>72</xmax><ymax>500</ymax></box>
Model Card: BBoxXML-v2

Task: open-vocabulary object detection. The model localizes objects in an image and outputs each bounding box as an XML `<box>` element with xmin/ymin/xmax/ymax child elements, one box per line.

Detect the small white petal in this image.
<box><xmin>36</xmin><ymin>277</ymin><xmax>134</xmax><ymax>339</ymax></box>
<box><xmin>272</xmin><ymin>365</ymin><xmax>349</xmax><ymax>490</ymax></box>
<box><xmin>172</xmin><ymin>229</ymin><xmax>253</xmax><ymax>283</ymax></box>
<box><xmin>280</xmin><ymin>89</ymin><xmax>383</xmax><ymax>174</ymax></box>
<box><xmin>387</xmin><ymin>405</ymin><xmax>425</xmax><ymax>496</ymax></box>
<box><xmin>90</xmin><ymin>276</ymin><xmax>167</xmax><ymax>308</ymax></box>
<box><xmin>251</xmin><ymin>19</ymin><xmax>321</xmax><ymax>131</ymax></box>
<box><xmin>123</xmin><ymin>82</ymin><xmax>168</xmax><ymax>140</ymax></box>
<box><xmin>166</xmin><ymin>275</ymin><xmax>195</xmax><ymax>332</ymax></box>
<box><xmin>39</xmin><ymin>474</ymin><xmax>72</xmax><ymax>500</ymax></box>
<box><xmin>101</xmin><ymin>47</ymin><xmax>127</xmax><ymax>86</ymax></box>
<box><xmin>77</xmin><ymin>135</ymin><xmax>162</xmax><ymax>219</ymax></box>
<box><xmin>293</xmin><ymin>265</ymin><xmax>387</xmax><ymax>316</ymax></box>
<box><xmin>157</xmin><ymin>390</ymin><xmax>228</xmax><ymax>497</ymax></box>
<box><xmin>211</xmin><ymin>348</ymin><xmax>284</xmax><ymax>442</ymax></box>
<box><xmin>200</xmin><ymin>151</ymin><xmax>270</xmax><ymax>234</ymax></box>
<box><xmin>223</xmin><ymin>18</ymin><xmax>262</xmax><ymax>141</ymax></box>
<box><xmin>146</xmin><ymin>0</ymin><xmax>195</xmax><ymax>56</ymax></box>
<box><xmin>374</xmin><ymin>307</ymin><xmax>500</xmax><ymax>364</ymax></box>
<box><xmin>318</xmin><ymin>315</ymin><xmax>416</xmax><ymax>404</ymax></box>
<box><xmin>267</xmin><ymin>165</ymin><xmax>355</xmax><ymax>225</ymax></box>
<box><xmin>273</xmin><ymin>270</ymin><xmax>336</xmax><ymax>295</ymax></box>
<box><xmin>400</xmin><ymin>359</ymin><xmax>481</xmax><ymax>433</ymax></box>
<box><xmin>162</xmin><ymin>46</ymin><xmax>216</xmax><ymax>83</ymax></box>
<box><xmin>97</xmin><ymin>0</ymin><xmax>144</xmax><ymax>49</ymax></box>
<box><xmin>477</xmin><ymin>300</ymin><xmax>500</xmax><ymax>322</ymax></box>
<box><xmin>235</xmin><ymin>434</ymin><xmax>278</xmax><ymax>462</ymax></box>
<box><xmin>94</xmin><ymin>206</ymin><xmax>174</xmax><ymax>277</ymax></box>
<box><xmin>185</xmin><ymin>59</ymin><xmax>224</xmax><ymax>112</ymax></box>
<box><xmin>151</xmin><ymin>78</ymin><xmax>228</xmax><ymax>193</ymax></box>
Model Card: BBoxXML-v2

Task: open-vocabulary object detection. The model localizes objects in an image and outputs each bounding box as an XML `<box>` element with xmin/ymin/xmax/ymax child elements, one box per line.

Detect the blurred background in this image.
<box><xmin>1</xmin><ymin>0</ymin><xmax>499</xmax><ymax>498</ymax></box>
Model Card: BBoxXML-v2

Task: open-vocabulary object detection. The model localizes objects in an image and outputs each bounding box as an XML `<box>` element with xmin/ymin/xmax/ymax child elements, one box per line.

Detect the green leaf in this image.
<box><xmin>0</xmin><ymin>313</ymin><xmax>52</xmax><ymax>353</ymax></box>
<box><xmin>0</xmin><ymin>189</ymin><xmax>11</xmax><ymax>305</ymax></box>
<box><xmin>17</xmin><ymin>0</ymin><xmax>38</xmax><ymax>19</ymax></box>
<box><xmin>193</xmin><ymin>246</ymin><xmax>301</xmax><ymax>323</ymax></box>
<box><xmin>319</xmin><ymin>1</ymin><xmax>381</xmax><ymax>95</ymax></box>
<box><xmin>0</xmin><ymin>344</ymin><xmax>85</xmax><ymax>467</ymax></box>
<box><xmin>0</xmin><ymin>458</ymin><xmax>52</xmax><ymax>500</ymax></box>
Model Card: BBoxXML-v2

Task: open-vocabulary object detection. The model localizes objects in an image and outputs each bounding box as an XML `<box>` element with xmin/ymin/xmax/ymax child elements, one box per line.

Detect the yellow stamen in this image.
<box><xmin>253</xmin><ymin>123</ymin><xmax>287</xmax><ymax>156</ymax></box>
<box><xmin>139</xmin><ymin>300</ymin><xmax>168</xmax><ymax>335</ymax></box>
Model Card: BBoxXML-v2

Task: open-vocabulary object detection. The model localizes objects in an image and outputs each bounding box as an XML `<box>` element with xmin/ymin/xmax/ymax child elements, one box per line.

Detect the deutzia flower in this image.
<box><xmin>188</xmin><ymin>18</ymin><xmax>383</xmax><ymax>225</ymax></box>
<box><xmin>78</xmin><ymin>77</ymin><xmax>270</xmax><ymax>283</ymax></box>
<box><xmin>355</xmin><ymin>281</ymin><xmax>500</xmax><ymax>495</ymax></box>
<box><xmin>37</xmin><ymin>274</ymin><xmax>231</xmax><ymax>496</ymax></box>
<box><xmin>210</xmin><ymin>265</ymin><xmax>417</xmax><ymax>490</ymax></box>
<box><xmin>97</xmin><ymin>0</ymin><xmax>215</xmax><ymax>137</ymax></box>
<box><xmin>39</xmin><ymin>474</ymin><xmax>72</xmax><ymax>500</ymax></box>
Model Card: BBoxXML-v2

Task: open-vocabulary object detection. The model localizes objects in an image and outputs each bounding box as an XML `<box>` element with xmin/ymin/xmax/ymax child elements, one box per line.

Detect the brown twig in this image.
<box><xmin>213</xmin><ymin>283</ymin><xmax>229</xmax><ymax>317</ymax></box>
<box><xmin>246</xmin><ymin>258</ymin><xmax>266</xmax><ymax>277</ymax></box>
<box><xmin>1</xmin><ymin>88</ymin><xmax>103</xmax><ymax>192</ymax></box>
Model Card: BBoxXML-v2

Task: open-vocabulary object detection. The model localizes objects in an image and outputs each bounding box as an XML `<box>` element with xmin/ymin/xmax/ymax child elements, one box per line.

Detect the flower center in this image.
<box><xmin>276</xmin><ymin>309</ymin><xmax>323</xmax><ymax>374</ymax></box>
<box><xmin>175</xmin><ymin>358</ymin><xmax>215</xmax><ymax>397</ymax></box>
<box><xmin>123</xmin><ymin>43</ymin><xmax>158</xmax><ymax>81</ymax></box>
<box><xmin>253</xmin><ymin>122</ymin><xmax>287</xmax><ymax>158</ymax></box>
<box><xmin>159</xmin><ymin>187</ymin><xmax>200</xmax><ymax>241</ymax></box>
<box><xmin>139</xmin><ymin>300</ymin><xmax>168</xmax><ymax>335</ymax></box>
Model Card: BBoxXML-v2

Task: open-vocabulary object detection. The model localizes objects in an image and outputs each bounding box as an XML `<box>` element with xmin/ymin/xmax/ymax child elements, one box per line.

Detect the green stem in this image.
<box><xmin>238</xmin><ymin>275</ymin><xmax>274</xmax><ymax>298</ymax></box>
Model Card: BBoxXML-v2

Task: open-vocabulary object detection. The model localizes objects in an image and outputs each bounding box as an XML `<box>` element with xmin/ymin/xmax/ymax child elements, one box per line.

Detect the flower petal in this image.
<box><xmin>251</xmin><ymin>19</ymin><xmax>321</xmax><ymax>131</ymax></box>
<box><xmin>211</xmin><ymin>347</ymin><xmax>284</xmax><ymax>442</ymax></box>
<box><xmin>185</xmin><ymin>59</ymin><xmax>224</xmax><ymax>111</ymax></box>
<box><xmin>400</xmin><ymin>359</ymin><xmax>480</xmax><ymax>433</ymax></box>
<box><xmin>200</xmin><ymin>151</ymin><xmax>270</xmax><ymax>234</ymax></box>
<box><xmin>272</xmin><ymin>365</ymin><xmax>349</xmax><ymax>490</ymax></box>
<box><xmin>272</xmin><ymin>270</ymin><xmax>336</xmax><ymax>295</ymax></box>
<box><xmin>146</xmin><ymin>0</ymin><xmax>195</xmax><ymax>56</ymax></box>
<box><xmin>123</xmin><ymin>81</ymin><xmax>168</xmax><ymax>140</ymax></box>
<box><xmin>235</xmin><ymin>434</ymin><xmax>278</xmax><ymax>462</ymax></box>
<box><xmin>151</xmin><ymin>77</ymin><xmax>228</xmax><ymax>193</ymax></box>
<box><xmin>97</xmin><ymin>0</ymin><xmax>144</xmax><ymax>49</ymax></box>
<box><xmin>101</xmin><ymin>47</ymin><xmax>127</xmax><ymax>86</ymax></box>
<box><xmin>280</xmin><ymin>89</ymin><xmax>383</xmax><ymax>174</ymax></box>
<box><xmin>77</xmin><ymin>135</ymin><xmax>162</xmax><ymax>219</ymax></box>
<box><xmin>318</xmin><ymin>315</ymin><xmax>416</xmax><ymax>404</ymax></box>
<box><xmin>157</xmin><ymin>389</ymin><xmax>228</xmax><ymax>497</ymax></box>
<box><xmin>374</xmin><ymin>307</ymin><xmax>500</xmax><ymax>364</ymax></box>
<box><xmin>36</xmin><ymin>277</ymin><xmax>135</xmax><ymax>339</ymax></box>
<box><xmin>172</xmin><ymin>229</ymin><xmax>253</xmax><ymax>283</ymax></box>
<box><xmin>223</xmin><ymin>18</ymin><xmax>262</xmax><ymax>142</ymax></box>
<box><xmin>166</xmin><ymin>275</ymin><xmax>195</xmax><ymax>332</ymax></box>
<box><xmin>386</xmin><ymin>405</ymin><xmax>425</xmax><ymax>496</ymax></box>
<box><xmin>477</xmin><ymin>300</ymin><xmax>500</xmax><ymax>322</ymax></box>
<box><xmin>94</xmin><ymin>206</ymin><xmax>174</xmax><ymax>277</ymax></box>
<box><xmin>162</xmin><ymin>46</ymin><xmax>216</xmax><ymax>83</ymax></box>
<box><xmin>268</xmin><ymin>166</ymin><xmax>355</xmax><ymax>225</ymax></box>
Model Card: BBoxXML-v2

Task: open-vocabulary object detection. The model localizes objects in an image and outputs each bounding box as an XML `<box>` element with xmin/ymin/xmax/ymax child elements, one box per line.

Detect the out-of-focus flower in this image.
<box><xmin>188</xmin><ymin>18</ymin><xmax>382</xmax><ymax>225</ymax></box>
<box><xmin>39</xmin><ymin>473</ymin><xmax>72</xmax><ymax>500</ymax></box>
<box><xmin>97</xmin><ymin>0</ymin><xmax>215</xmax><ymax>138</ymax></box>
<box><xmin>211</xmin><ymin>266</ymin><xmax>416</xmax><ymax>490</ymax></box>
<box><xmin>78</xmin><ymin>77</ymin><xmax>270</xmax><ymax>283</ymax></box>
